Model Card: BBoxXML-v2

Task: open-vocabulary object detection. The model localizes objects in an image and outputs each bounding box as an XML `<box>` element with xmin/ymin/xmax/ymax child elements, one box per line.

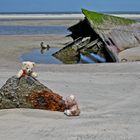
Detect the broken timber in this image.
<box><xmin>53</xmin><ymin>9</ymin><xmax>140</xmax><ymax>63</ymax></box>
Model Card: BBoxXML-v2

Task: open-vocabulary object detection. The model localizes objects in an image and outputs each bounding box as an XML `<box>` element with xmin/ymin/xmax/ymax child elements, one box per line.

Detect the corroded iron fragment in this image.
<box><xmin>0</xmin><ymin>76</ymin><xmax>65</xmax><ymax>112</ymax></box>
<box><xmin>28</xmin><ymin>90</ymin><xmax>65</xmax><ymax>111</ymax></box>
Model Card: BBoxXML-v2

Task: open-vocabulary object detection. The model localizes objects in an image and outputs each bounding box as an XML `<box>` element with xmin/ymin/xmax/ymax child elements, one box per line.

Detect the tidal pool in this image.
<box><xmin>20</xmin><ymin>48</ymin><xmax>63</xmax><ymax>64</ymax></box>
<box><xmin>20</xmin><ymin>48</ymin><xmax>106</xmax><ymax>64</ymax></box>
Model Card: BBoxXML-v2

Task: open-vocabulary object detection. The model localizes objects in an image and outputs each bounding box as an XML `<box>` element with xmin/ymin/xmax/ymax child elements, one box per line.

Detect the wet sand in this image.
<box><xmin>0</xmin><ymin>19</ymin><xmax>80</xmax><ymax>26</ymax></box>
<box><xmin>0</xmin><ymin>35</ymin><xmax>72</xmax><ymax>68</ymax></box>
<box><xmin>0</xmin><ymin>19</ymin><xmax>140</xmax><ymax>140</ymax></box>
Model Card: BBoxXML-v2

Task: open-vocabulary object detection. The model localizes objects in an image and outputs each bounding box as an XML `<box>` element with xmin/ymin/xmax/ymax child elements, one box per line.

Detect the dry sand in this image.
<box><xmin>0</xmin><ymin>19</ymin><xmax>140</xmax><ymax>140</ymax></box>
<box><xmin>0</xmin><ymin>63</ymin><xmax>140</xmax><ymax>140</ymax></box>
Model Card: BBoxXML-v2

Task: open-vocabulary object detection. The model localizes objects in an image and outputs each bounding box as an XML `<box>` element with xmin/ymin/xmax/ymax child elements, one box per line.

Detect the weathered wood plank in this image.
<box><xmin>53</xmin><ymin>9</ymin><xmax>140</xmax><ymax>63</ymax></box>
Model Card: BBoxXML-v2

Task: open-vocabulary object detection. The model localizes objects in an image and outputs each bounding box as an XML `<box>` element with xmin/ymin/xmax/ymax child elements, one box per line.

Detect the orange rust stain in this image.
<box><xmin>28</xmin><ymin>90</ymin><xmax>66</xmax><ymax>112</ymax></box>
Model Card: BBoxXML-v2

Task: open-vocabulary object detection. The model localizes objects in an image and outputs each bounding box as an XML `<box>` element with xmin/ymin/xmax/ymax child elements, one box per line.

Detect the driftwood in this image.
<box><xmin>53</xmin><ymin>9</ymin><xmax>140</xmax><ymax>63</ymax></box>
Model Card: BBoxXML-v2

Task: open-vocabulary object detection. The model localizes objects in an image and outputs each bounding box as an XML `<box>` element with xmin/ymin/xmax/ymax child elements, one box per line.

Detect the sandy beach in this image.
<box><xmin>0</xmin><ymin>18</ymin><xmax>140</xmax><ymax>140</ymax></box>
<box><xmin>0</xmin><ymin>62</ymin><xmax>140</xmax><ymax>140</ymax></box>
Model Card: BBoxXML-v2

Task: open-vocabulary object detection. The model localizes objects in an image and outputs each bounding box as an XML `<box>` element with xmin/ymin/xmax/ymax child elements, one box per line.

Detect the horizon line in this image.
<box><xmin>0</xmin><ymin>11</ymin><xmax>140</xmax><ymax>14</ymax></box>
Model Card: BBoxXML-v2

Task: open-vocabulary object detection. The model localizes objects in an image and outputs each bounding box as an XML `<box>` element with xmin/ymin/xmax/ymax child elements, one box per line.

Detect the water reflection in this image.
<box><xmin>21</xmin><ymin>48</ymin><xmax>62</xmax><ymax>64</ymax></box>
<box><xmin>20</xmin><ymin>48</ymin><xmax>106</xmax><ymax>64</ymax></box>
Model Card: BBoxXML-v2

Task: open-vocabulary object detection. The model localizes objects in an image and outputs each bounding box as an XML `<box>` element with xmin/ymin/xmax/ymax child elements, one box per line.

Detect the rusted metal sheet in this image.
<box><xmin>28</xmin><ymin>90</ymin><xmax>65</xmax><ymax>111</ymax></box>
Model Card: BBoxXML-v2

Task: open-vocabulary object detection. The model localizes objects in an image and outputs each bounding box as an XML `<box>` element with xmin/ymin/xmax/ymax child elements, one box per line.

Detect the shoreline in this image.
<box><xmin>0</xmin><ymin>19</ymin><xmax>75</xmax><ymax>68</ymax></box>
<box><xmin>0</xmin><ymin>14</ymin><xmax>84</xmax><ymax>20</ymax></box>
<box><xmin>0</xmin><ymin>13</ymin><xmax>140</xmax><ymax>19</ymax></box>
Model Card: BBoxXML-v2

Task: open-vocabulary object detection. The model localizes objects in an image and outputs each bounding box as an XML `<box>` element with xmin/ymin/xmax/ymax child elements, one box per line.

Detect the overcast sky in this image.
<box><xmin>0</xmin><ymin>0</ymin><xmax>139</xmax><ymax>12</ymax></box>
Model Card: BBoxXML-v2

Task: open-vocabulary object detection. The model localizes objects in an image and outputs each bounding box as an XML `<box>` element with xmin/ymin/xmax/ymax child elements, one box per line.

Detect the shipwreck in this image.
<box><xmin>53</xmin><ymin>9</ymin><xmax>140</xmax><ymax>63</ymax></box>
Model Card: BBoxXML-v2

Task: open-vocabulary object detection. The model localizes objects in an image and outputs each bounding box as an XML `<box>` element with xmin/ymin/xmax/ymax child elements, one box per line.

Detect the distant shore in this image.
<box><xmin>111</xmin><ymin>14</ymin><xmax>140</xmax><ymax>19</ymax></box>
<box><xmin>0</xmin><ymin>14</ymin><xmax>84</xmax><ymax>20</ymax></box>
<box><xmin>0</xmin><ymin>13</ymin><xmax>139</xmax><ymax>20</ymax></box>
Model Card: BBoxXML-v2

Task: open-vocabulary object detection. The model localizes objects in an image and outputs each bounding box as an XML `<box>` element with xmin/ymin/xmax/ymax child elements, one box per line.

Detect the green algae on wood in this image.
<box><xmin>82</xmin><ymin>9</ymin><xmax>136</xmax><ymax>28</ymax></box>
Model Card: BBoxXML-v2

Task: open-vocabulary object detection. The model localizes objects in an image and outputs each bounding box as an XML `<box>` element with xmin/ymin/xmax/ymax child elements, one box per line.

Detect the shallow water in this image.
<box><xmin>20</xmin><ymin>48</ymin><xmax>106</xmax><ymax>64</ymax></box>
<box><xmin>20</xmin><ymin>48</ymin><xmax>63</xmax><ymax>64</ymax></box>
<box><xmin>0</xmin><ymin>25</ymin><xmax>69</xmax><ymax>35</ymax></box>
